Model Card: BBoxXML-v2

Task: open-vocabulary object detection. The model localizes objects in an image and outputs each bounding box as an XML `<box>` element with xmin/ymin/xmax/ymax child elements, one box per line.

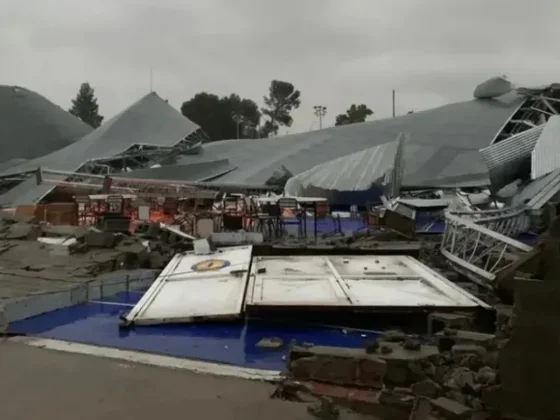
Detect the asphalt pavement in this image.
<box><xmin>0</xmin><ymin>339</ymin><xmax>368</xmax><ymax>420</ymax></box>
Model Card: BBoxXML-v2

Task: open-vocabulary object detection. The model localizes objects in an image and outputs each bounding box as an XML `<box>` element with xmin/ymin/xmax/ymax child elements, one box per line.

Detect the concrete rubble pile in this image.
<box><xmin>272</xmin><ymin>253</ymin><xmax>560</xmax><ymax>419</ymax></box>
<box><xmin>274</xmin><ymin>321</ymin><xmax>504</xmax><ymax>420</ymax></box>
<box><xmin>0</xmin><ymin>212</ymin><xmax>193</xmax><ymax>303</ymax></box>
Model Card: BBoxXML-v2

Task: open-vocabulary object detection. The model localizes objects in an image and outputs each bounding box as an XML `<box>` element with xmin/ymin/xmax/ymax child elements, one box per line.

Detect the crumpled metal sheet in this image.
<box><xmin>480</xmin><ymin>126</ymin><xmax>544</xmax><ymax>192</ymax></box>
<box><xmin>0</xmin><ymin>92</ymin><xmax>201</xmax><ymax>207</ymax></box>
<box><xmin>531</xmin><ymin>115</ymin><xmax>560</xmax><ymax>180</ymax></box>
<box><xmin>0</xmin><ymin>92</ymin><xmax>200</xmax><ymax>179</ymax></box>
<box><xmin>176</xmin><ymin>93</ymin><xmax>524</xmax><ymax>188</ymax></box>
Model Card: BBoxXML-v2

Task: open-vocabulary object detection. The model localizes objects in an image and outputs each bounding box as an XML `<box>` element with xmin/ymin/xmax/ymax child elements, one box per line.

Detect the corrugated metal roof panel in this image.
<box><xmin>120</xmin><ymin>159</ymin><xmax>237</xmax><ymax>182</ymax></box>
<box><xmin>511</xmin><ymin>169</ymin><xmax>560</xmax><ymax>210</ymax></box>
<box><xmin>0</xmin><ymin>92</ymin><xmax>199</xmax><ymax>178</ymax></box>
<box><xmin>285</xmin><ymin>141</ymin><xmax>398</xmax><ymax>193</ymax></box>
<box><xmin>0</xmin><ymin>92</ymin><xmax>525</xmax><ymax>207</ymax></box>
<box><xmin>531</xmin><ymin>115</ymin><xmax>560</xmax><ymax>180</ymax></box>
<box><xmin>398</xmin><ymin>198</ymin><xmax>452</xmax><ymax>208</ymax></box>
<box><xmin>480</xmin><ymin>125</ymin><xmax>543</xmax><ymax>191</ymax></box>
<box><xmin>0</xmin><ymin>92</ymin><xmax>200</xmax><ymax>207</ymax></box>
<box><xmin>178</xmin><ymin>93</ymin><xmax>525</xmax><ymax>188</ymax></box>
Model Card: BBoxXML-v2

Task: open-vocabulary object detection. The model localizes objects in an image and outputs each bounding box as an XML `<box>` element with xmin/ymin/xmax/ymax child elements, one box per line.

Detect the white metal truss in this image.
<box><xmin>492</xmin><ymin>86</ymin><xmax>560</xmax><ymax>145</ymax></box>
<box><xmin>440</xmin><ymin>214</ymin><xmax>533</xmax><ymax>288</ymax></box>
<box><xmin>33</xmin><ymin>167</ymin><xmax>276</xmax><ymax>198</ymax></box>
<box><xmin>446</xmin><ymin>205</ymin><xmax>531</xmax><ymax>237</ymax></box>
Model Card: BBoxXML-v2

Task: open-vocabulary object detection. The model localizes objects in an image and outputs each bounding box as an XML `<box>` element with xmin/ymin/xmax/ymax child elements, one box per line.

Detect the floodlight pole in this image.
<box><xmin>313</xmin><ymin>105</ymin><xmax>327</xmax><ymax>129</ymax></box>
<box><xmin>232</xmin><ymin>113</ymin><xmax>242</xmax><ymax>139</ymax></box>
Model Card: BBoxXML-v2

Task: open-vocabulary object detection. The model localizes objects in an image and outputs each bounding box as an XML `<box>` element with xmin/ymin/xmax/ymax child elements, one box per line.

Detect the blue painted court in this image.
<box><xmin>9</xmin><ymin>290</ymin><xmax>374</xmax><ymax>371</ymax></box>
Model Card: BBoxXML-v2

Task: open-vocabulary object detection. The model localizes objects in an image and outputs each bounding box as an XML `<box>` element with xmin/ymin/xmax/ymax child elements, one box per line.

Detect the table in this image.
<box><xmin>257</xmin><ymin>196</ymin><xmax>327</xmax><ymax>204</ymax></box>
<box><xmin>257</xmin><ymin>196</ymin><xmax>328</xmax><ymax>238</ymax></box>
<box><xmin>87</xmin><ymin>194</ymin><xmax>137</xmax><ymax>200</ymax></box>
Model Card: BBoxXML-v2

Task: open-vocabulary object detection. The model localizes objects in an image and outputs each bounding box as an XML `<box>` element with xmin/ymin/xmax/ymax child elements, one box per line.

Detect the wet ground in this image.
<box><xmin>0</xmin><ymin>339</ymin><xmax>366</xmax><ymax>420</ymax></box>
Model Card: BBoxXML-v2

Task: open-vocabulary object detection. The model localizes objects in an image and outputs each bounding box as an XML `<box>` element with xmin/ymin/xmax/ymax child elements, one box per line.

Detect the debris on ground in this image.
<box><xmin>270</xmin><ymin>274</ymin><xmax>560</xmax><ymax>420</ymax></box>
<box><xmin>307</xmin><ymin>397</ymin><xmax>340</xmax><ymax>420</ymax></box>
<box><xmin>256</xmin><ymin>337</ymin><xmax>284</xmax><ymax>349</ymax></box>
<box><xmin>0</xmin><ymin>216</ymin><xmax>192</xmax><ymax>302</ymax></box>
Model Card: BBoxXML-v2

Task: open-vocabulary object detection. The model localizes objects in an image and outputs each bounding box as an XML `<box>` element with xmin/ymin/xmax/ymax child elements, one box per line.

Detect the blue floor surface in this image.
<box><xmin>295</xmin><ymin>217</ymin><xmax>447</xmax><ymax>234</ymax></box>
<box><xmin>9</xmin><ymin>291</ymin><xmax>374</xmax><ymax>371</ymax></box>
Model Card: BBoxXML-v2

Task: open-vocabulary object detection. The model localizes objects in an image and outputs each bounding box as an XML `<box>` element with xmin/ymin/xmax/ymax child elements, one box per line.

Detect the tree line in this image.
<box><xmin>68</xmin><ymin>81</ymin><xmax>375</xmax><ymax>140</ymax></box>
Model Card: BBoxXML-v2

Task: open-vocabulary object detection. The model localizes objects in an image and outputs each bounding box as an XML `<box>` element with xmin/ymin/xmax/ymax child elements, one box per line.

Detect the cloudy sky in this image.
<box><xmin>2</xmin><ymin>0</ymin><xmax>560</xmax><ymax>134</ymax></box>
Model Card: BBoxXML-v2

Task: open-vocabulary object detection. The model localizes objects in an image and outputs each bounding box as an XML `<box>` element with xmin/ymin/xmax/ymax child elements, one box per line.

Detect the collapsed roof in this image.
<box><xmin>0</xmin><ymin>92</ymin><xmax>204</xmax><ymax>206</ymax></box>
<box><xmin>174</xmin><ymin>92</ymin><xmax>523</xmax><ymax>188</ymax></box>
<box><xmin>3</xmin><ymin>78</ymin><xmax>560</xmax><ymax>208</ymax></box>
<box><xmin>0</xmin><ymin>85</ymin><xmax>92</xmax><ymax>165</ymax></box>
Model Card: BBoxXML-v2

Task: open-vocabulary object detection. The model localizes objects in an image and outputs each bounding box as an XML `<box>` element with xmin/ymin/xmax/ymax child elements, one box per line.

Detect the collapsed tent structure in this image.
<box><xmin>0</xmin><ymin>85</ymin><xmax>92</xmax><ymax>168</ymax></box>
<box><xmin>0</xmin><ymin>92</ymin><xmax>207</xmax><ymax>206</ymax></box>
<box><xmin>1</xmin><ymin>78</ymin><xmax>560</xmax><ymax>214</ymax></box>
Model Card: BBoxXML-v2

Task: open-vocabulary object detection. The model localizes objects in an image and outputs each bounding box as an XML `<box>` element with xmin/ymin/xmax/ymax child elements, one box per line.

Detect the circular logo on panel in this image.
<box><xmin>191</xmin><ymin>259</ymin><xmax>231</xmax><ymax>272</ymax></box>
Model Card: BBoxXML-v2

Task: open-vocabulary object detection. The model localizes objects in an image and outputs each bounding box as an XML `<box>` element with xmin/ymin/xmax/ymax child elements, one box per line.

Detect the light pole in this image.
<box><xmin>313</xmin><ymin>105</ymin><xmax>327</xmax><ymax>129</ymax></box>
<box><xmin>232</xmin><ymin>113</ymin><xmax>242</xmax><ymax>139</ymax></box>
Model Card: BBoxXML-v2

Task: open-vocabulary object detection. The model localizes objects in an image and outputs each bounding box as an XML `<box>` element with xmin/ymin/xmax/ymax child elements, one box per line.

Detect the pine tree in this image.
<box><xmin>69</xmin><ymin>82</ymin><xmax>104</xmax><ymax>128</ymax></box>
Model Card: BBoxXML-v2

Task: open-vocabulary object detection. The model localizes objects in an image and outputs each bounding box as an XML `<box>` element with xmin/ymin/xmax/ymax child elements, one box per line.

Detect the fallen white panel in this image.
<box><xmin>159</xmin><ymin>223</ymin><xmax>196</xmax><ymax>240</ymax></box>
<box><xmin>37</xmin><ymin>237</ymin><xmax>78</xmax><ymax>256</ymax></box>
<box><xmin>246</xmin><ymin>256</ymin><xmax>488</xmax><ymax>310</ymax></box>
<box><xmin>124</xmin><ymin>246</ymin><xmax>252</xmax><ymax>325</ymax></box>
<box><xmin>246</xmin><ymin>256</ymin><xmax>350</xmax><ymax>306</ymax></box>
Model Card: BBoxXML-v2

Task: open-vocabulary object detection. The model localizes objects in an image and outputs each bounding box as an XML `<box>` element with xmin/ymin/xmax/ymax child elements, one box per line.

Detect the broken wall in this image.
<box><xmin>491</xmin><ymin>279</ymin><xmax>560</xmax><ymax>419</ymax></box>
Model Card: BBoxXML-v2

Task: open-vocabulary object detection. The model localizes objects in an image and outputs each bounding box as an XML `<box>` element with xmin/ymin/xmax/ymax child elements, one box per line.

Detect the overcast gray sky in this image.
<box><xmin>1</xmin><ymin>0</ymin><xmax>560</xmax><ymax>134</ymax></box>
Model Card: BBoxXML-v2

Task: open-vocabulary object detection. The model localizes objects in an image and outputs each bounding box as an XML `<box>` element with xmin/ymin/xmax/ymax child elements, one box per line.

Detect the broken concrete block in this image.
<box><xmin>85</xmin><ymin>231</ymin><xmax>116</xmax><ymax>248</ymax></box>
<box><xmin>465</xmin><ymin>396</ymin><xmax>484</xmax><ymax>411</ymax></box>
<box><xmin>37</xmin><ymin>237</ymin><xmax>79</xmax><ymax>256</ymax></box>
<box><xmin>210</xmin><ymin>231</ymin><xmax>263</xmax><ymax>245</ymax></box>
<box><xmin>456</xmin><ymin>353</ymin><xmax>483</xmax><ymax>372</ymax></box>
<box><xmin>427</xmin><ymin>312</ymin><xmax>473</xmax><ymax>336</ymax></box>
<box><xmin>409</xmin><ymin>397</ymin><xmax>433</xmax><ymax>420</ymax></box>
<box><xmin>451</xmin><ymin>344</ymin><xmax>487</xmax><ymax>356</ymax></box>
<box><xmin>411</xmin><ymin>379</ymin><xmax>441</xmax><ymax>399</ymax></box>
<box><xmin>494</xmin><ymin>303</ymin><xmax>513</xmax><ymax>338</ymax></box>
<box><xmin>430</xmin><ymin>397</ymin><xmax>472</xmax><ymax>419</ymax></box>
<box><xmin>0</xmin><ymin>211</ymin><xmax>35</xmax><ymax>225</ymax></box>
<box><xmin>306</xmin><ymin>399</ymin><xmax>339</xmax><ymax>420</ymax></box>
<box><xmin>475</xmin><ymin>366</ymin><xmax>497</xmax><ymax>386</ymax></box>
<box><xmin>381</xmin><ymin>330</ymin><xmax>407</xmax><ymax>342</ymax></box>
<box><xmin>41</xmin><ymin>225</ymin><xmax>87</xmax><ymax>239</ymax></box>
<box><xmin>4</xmin><ymin>223</ymin><xmax>40</xmax><ymax>240</ymax></box>
<box><xmin>378</xmin><ymin>388</ymin><xmax>416</xmax><ymax>413</ymax></box>
<box><xmin>116</xmin><ymin>240</ymin><xmax>149</xmax><ymax>268</ymax></box>
<box><xmin>282</xmin><ymin>380</ymin><xmax>405</xmax><ymax>418</ymax></box>
<box><xmin>435</xmin><ymin>330</ymin><xmax>496</xmax><ymax>351</ymax></box>
<box><xmin>445</xmin><ymin>367</ymin><xmax>476</xmax><ymax>392</ymax></box>
<box><xmin>376</xmin><ymin>342</ymin><xmax>439</xmax><ymax>387</ymax></box>
<box><xmin>147</xmin><ymin>251</ymin><xmax>166</xmax><ymax>269</ymax></box>
<box><xmin>364</xmin><ymin>340</ymin><xmax>379</xmax><ymax>354</ymax></box>
<box><xmin>433</xmin><ymin>365</ymin><xmax>450</xmax><ymax>384</ymax></box>
<box><xmin>289</xmin><ymin>345</ymin><xmax>386</xmax><ymax>388</ymax></box>
<box><xmin>444</xmin><ymin>390</ymin><xmax>467</xmax><ymax>406</ymax></box>
<box><xmin>256</xmin><ymin>337</ymin><xmax>283</xmax><ymax>349</ymax></box>
<box><xmin>402</xmin><ymin>337</ymin><xmax>422</xmax><ymax>350</ymax></box>
<box><xmin>481</xmin><ymin>350</ymin><xmax>499</xmax><ymax>370</ymax></box>
<box><xmin>380</xmin><ymin>344</ymin><xmax>393</xmax><ymax>354</ymax></box>
<box><xmin>115</xmin><ymin>239</ymin><xmax>146</xmax><ymax>254</ymax></box>
<box><xmin>193</xmin><ymin>238</ymin><xmax>211</xmax><ymax>255</ymax></box>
